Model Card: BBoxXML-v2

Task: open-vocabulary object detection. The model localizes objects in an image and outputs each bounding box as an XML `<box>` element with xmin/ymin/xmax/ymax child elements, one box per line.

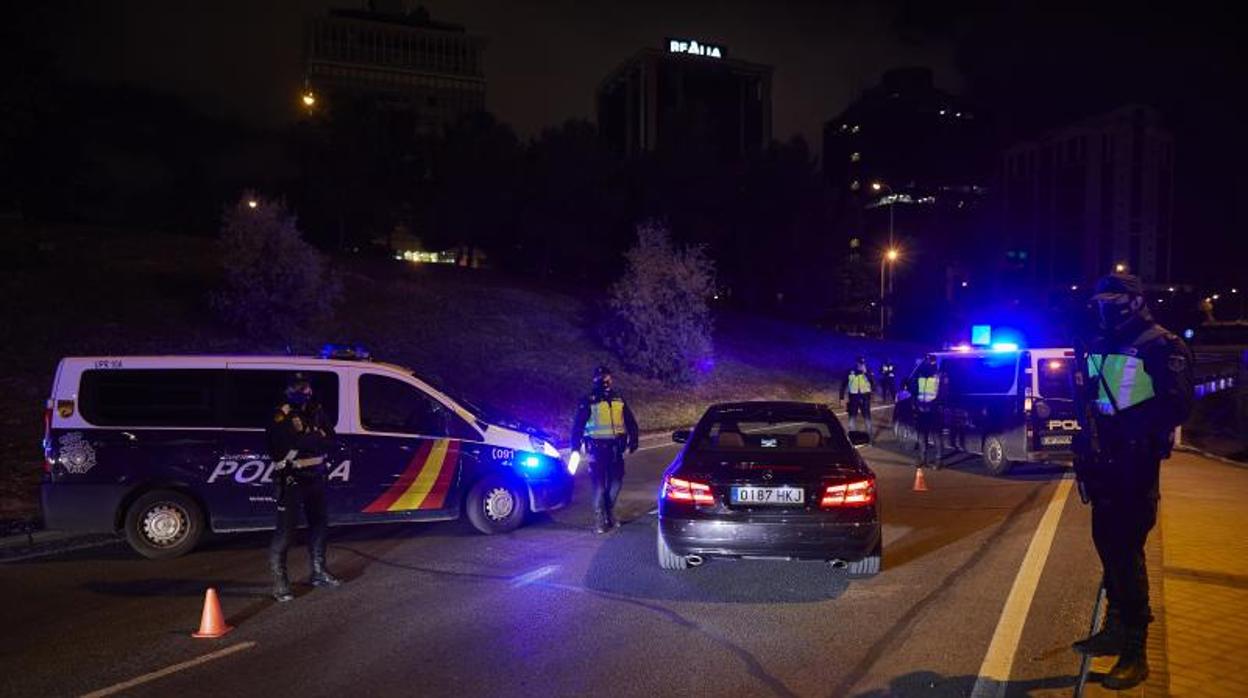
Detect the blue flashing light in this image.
<box><xmin>521</xmin><ymin>455</ymin><xmax>541</xmax><ymax>468</ymax></box>
<box><xmin>990</xmin><ymin>342</ymin><xmax>1019</xmax><ymax>352</ymax></box>
<box><xmin>1183</xmin><ymin>328</ymin><xmax>1194</xmax><ymax>340</ymax></box>
<box><xmin>971</xmin><ymin>325</ymin><xmax>992</xmax><ymax>346</ymax></box>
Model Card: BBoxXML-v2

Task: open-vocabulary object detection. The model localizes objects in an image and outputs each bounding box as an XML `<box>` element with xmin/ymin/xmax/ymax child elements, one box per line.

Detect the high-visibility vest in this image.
<box><xmin>585</xmin><ymin>397</ymin><xmax>627</xmax><ymax>439</ymax></box>
<box><xmin>1088</xmin><ymin>354</ymin><xmax>1155</xmax><ymax>415</ymax></box>
<box><xmin>916</xmin><ymin>375</ymin><xmax>939</xmax><ymax>403</ymax></box>
<box><xmin>847</xmin><ymin>372</ymin><xmax>871</xmax><ymax>395</ymax></box>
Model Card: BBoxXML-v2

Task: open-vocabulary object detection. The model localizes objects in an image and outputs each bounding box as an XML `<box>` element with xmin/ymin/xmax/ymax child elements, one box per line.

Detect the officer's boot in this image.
<box><xmin>270</xmin><ymin>550</ymin><xmax>294</xmax><ymax>602</ymax></box>
<box><xmin>1102</xmin><ymin>626</ymin><xmax>1149</xmax><ymax>690</ymax></box>
<box><xmin>1072</xmin><ymin>608</ymin><xmax>1125</xmax><ymax>656</ymax></box>
<box><xmin>310</xmin><ymin>551</ymin><xmax>343</xmax><ymax>588</ymax></box>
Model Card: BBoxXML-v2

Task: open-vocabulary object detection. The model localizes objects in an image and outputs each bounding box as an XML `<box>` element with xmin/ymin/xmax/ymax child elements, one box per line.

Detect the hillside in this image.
<box><xmin>0</xmin><ymin>226</ymin><xmax>924</xmax><ymax>518</ymax></box>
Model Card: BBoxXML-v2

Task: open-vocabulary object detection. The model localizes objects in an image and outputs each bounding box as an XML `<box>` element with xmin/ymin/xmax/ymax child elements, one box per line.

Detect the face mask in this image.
<box><xmin>288</xmin><ymin>389</ymin><xmax>312</xmax><ymax>406</ymax></box>
<box><xmin>1097</xmin><ymin>298</ymin><xmax>1134</xmax><ymax>330</ymax></box>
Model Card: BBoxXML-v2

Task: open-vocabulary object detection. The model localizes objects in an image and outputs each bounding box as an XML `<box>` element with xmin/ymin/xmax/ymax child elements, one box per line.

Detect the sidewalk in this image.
<box><xmin>1086</xmin><ymin>451</ymin><xmax>1248</xmax><ymax>696</ymax></box>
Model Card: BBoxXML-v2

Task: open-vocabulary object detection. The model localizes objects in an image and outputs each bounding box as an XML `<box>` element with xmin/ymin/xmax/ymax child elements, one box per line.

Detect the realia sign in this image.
<box><xmin>667</xmin><ymin>38</ymin><xmax>724</xmax><ymax>59</ymax></box>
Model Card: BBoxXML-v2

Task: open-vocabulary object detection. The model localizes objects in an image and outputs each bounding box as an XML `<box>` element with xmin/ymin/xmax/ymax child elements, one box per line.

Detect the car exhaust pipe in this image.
<box><xmin>828</xmin><ymin>559</ymin><xmax>848</xmax><ymax>569</ymax></box>
<box><xmin>687</xmin><ymin>555</ymin><xmax>704</xmax><ymax>567</ymax></box>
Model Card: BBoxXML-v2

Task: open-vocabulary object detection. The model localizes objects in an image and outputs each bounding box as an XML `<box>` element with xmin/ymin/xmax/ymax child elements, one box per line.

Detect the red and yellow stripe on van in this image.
<box><xmin>363</xmin><ymin>439</ymin><xmax>460</xmax><ymax>513</ymax></box>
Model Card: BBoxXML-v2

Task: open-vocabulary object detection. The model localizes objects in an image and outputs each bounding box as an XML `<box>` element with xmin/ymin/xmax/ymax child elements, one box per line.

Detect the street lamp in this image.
<box><xmin>301</xmin><ymin>91</ymin><xmax>316</xmax><ymax>108</ymax></box>
<box><xmin>1115</xmin><ymin>262</ymin><xmax>1126</xmax><ymax>273</ymax></box>
<box><xmin>880</xmin><ymin>248</ymin><xmax>899</xmax><ymax>335</ymax></box>
<box><xmin>247</xmin><ymin>199</ymin><xmax>258</xmax><ymax>209</ymax></box>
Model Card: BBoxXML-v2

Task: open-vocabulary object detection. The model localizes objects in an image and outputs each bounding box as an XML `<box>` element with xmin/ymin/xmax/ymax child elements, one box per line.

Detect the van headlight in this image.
<box><xmin>529</xmin><ymin>435</ymin><xmax>560</xmax><ymax>459</ymax></box>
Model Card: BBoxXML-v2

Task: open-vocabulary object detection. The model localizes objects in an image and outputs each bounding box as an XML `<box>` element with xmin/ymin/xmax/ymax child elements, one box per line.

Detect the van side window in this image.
<box><xmin>359</xmin><ymin>374</ymin><xmax>474</xmax><ymax>438</ymax></box>
<box><xmin>225</xmin><ymin>370</ymin><xmax>339</xmax><ymax>428</ymax></box>
<box><xmin>80</xmin><ymin>369</ymin><xmax>219</xmax><ymax>427</ymax></box>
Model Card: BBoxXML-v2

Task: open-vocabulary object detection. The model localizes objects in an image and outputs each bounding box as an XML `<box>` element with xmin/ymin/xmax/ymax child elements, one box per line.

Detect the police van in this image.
<box><xmin>892</xmin><ymin>347</ymin><xmax>1079</xmax><ymax>475</ymax></box>
<box><xmin>41</xmin><ymin>349</ymin><xmax>574</xmax><ymax>558</ymax></box>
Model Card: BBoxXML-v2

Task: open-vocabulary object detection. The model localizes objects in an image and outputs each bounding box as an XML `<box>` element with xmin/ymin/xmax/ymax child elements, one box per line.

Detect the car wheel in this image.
<box><xmin>466</xmin><ymin>474</ymin><xmax>528</xmax><ymax>534</ymax></box>
<box><xmin>656</xmin><ymin>528</ymin><xmax>689</xmax><ymax>570</ymax></box>
<box><xmin>982</xmin><ymin>435</ymin><xmax>1012</xmax><ymax>476</ymax></box>
<box><xmin>843</xmin><ymin>541</ymin><xmax>882</xmax><ymax>578</ymax></box>
<box><xmin>123</xmin><ymin>489</ymin><xmax>204</xmax><ymax>559</ymax></box>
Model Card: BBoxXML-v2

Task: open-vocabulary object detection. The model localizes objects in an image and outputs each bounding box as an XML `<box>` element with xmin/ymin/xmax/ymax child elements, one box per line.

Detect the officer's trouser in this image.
<box><xmin>916</xmin><ymin>408</ymin><xmax>941</xmax><ymax>465</ymax></box>
<box><xmin>847</xmin><ymin>394</ymin><xmax>872</xmax><ymax>434</ymax></box>
<box><xmin>1091</xmin><ymin>489</ymin><xmax>1158</xmax><ymax>629</ymax></box>
<box><xmin>270</xmin><ymin>473</ymin><xmax>329</xmax><ymax>570</ymax></box>
<box><xmin>587</xmin><ymin>439</ymin><xmax>625</xmax><ymax>527</ymax></box>
<box><xmin>881</xmin><ymin>377</ymin><xmax>896</xmax><ymax>402</ymax></box>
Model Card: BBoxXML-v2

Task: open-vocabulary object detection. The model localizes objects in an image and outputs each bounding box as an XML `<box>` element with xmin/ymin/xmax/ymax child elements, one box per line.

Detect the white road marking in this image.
<box><xmin>969</xmin><ymin>475</ymin><xmax>1074</xmax><ymax>698</ymax></box>
<box><xmin>511</xmin><ymin>564</ymin><xmax>559</xmax><ymax>587</ymax></box>
<box><xmin>80</xmin><ymin>641</ymin><xmax>256</xmax><ymax>698</ymax></box>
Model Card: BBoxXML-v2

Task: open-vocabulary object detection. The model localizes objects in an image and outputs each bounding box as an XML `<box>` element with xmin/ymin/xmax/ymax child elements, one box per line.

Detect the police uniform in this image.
<box><xmin>910</xmin><ymin>359</ymin><xmax>942</xmax><ymax>466</ymax></box>
<box><xmin>570</xmin><ymin>379</ymin><xmax>639</xmax><ymax>533</ymax></box>
<box><xmin>266</xmin><ymin>384</ymin><xmax>341</xmax><ymax>601</ymax></box>
<box><xmin>839</xmin><ymin>364</ymin><xmax>875</xmax><ymax>435</ymax></box>
<box><xmin>880</xmin><ymin>361</ymin><xmax>897</xmax><ymax>402</ymax></box>
<box><xmin>1072</xmin><ymin>273</ymin><xmax>1194</xmax><ymax>689</ymax></box>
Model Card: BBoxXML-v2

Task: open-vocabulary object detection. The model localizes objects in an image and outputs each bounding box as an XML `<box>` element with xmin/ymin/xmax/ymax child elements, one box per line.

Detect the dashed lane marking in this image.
<box><xmin>80</xmin><ymin>641</ymin><xmax>256</xmax><ymax>698</ymax></box>
<box><xmin>969</xmin><ymin>475</ymin><xmax>1074</xmax><ymax>698</ymax></box>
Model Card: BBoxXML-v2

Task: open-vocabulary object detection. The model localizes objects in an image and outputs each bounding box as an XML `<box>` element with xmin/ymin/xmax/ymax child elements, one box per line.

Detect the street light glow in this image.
<box><xmin>886</xmin><ymin>248</ymin><xmax>899</xmax><ymax>262</ymax></box>
<box><xmin>247</xmin><ymin>199</ymin><xmax>258</xmax><ymax>209</ymax></box>
<box><xmin>871</xmin><ymin>182</ymin><xmax>883</xmax><ymax>192</ymax></box>
<box><xmin>1071</xmin><ymin>285</ymin><xmax>1078</xmax><ymax>291</ymax></box>
<box><xmin>301</xmin><ymin>91</ymin><xmax>316</xmax><ymax>107</ymax></box>
<box><xmin>1213</xmin><ymin>294</ymin><xmax>1221</xmax><ymax>300</ymax></box>
<box><xmin>1114</xmin><ymin>263</ymin><xmax>1126</xmax><ymax>273</ymax></box>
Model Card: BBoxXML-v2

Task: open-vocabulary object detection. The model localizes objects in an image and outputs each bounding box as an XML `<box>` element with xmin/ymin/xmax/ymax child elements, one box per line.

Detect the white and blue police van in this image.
<box><xmin>41</xmin><ymin>347</ymin><xmax>573</xmax><ymax>558</ymax></box>
<box><xmin>893</xmin><ymin>346</ymin><xmax>1079</xmax><ymax>475</ymax></box>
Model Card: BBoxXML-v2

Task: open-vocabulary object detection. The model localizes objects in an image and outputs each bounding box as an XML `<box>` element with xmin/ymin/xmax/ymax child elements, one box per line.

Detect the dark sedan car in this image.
<box><xmin>657</xmin><ymin>401</ymin><xmax>881</xmax><ymax>576</ymax></box>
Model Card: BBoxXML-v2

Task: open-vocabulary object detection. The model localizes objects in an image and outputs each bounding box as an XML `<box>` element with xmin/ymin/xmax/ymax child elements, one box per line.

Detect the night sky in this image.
<box><xmin>12</xmin><ymin>1</ymin><xmax>1245</xmax><ymax>282</ymax></box>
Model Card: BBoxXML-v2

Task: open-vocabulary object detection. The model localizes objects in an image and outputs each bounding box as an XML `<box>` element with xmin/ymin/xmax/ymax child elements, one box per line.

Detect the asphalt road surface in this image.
<box><xmin>1</xmin><ymin>412</ymin><xmax>1102</xmax><ymax>698</ymax></box>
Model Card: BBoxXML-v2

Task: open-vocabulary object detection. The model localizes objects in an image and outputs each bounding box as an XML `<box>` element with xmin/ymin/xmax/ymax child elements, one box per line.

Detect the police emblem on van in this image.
<box><xmin>58</xmin><ymin>432</ymin><xmax>97</xmax><ymax>474</ymax></box>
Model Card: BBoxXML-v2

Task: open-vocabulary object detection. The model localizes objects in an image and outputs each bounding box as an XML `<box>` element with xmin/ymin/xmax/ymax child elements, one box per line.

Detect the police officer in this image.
<box><xmin>570</xmin><ymin>366</ymin><xmax>639</xmax><ymax>534</ymax></box>
<box><xmin>267</xmin><ymin>375</ymin><xmax>343</xmax><ymax>602</ymax></box>
<box><xmin>880</xmin><ymin>358</ymin><xmax>897</xmax><ymax>402</ymax></box>
<box><xmin>839</xmin><ymin>356</ymin><xmax>875</xmax><ymax>438</ymax></box>
<box><xmin>909</xmin><ymin>353</ymin><xmax>943</xmax><ymax>466</ymax></box>
<box><xmin>1070</xmin><ymin>273</ymin><xmax>1194</xmax><ymax>689</ymax></box>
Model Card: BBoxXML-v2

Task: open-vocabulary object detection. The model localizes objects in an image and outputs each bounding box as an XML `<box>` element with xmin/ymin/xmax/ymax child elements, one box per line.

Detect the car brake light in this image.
<box><xmin>42</xmin><ymin>407</ymin><xmax>54</xmax><ymax>473</ymax></box>
<box><xmin>821</xmin><ymin>478</ymin><xmax>875</xmax><ymax>508</ymax></box>
<box><xmin>664</xmin><ymin>476</ymin><xmax>715</xmax><ymax>505</ymax></box>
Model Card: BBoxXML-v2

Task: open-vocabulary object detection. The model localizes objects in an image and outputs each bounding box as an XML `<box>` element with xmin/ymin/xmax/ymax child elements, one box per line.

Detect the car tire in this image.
<box><xmin>656</xmin><ymin>528</ymin><xmax>689</xmax><ymax>570</ymax></box>
<box><xmin>982</xmin><ymin>435</ymin><xmax>1012</xmax><ymax>476</ymax></box>
<box><xmin>466</xmin><ymin>474</ymin><xmax>528</xmax><ymax>535</ymax></box>
<box><xmin>843</xmin><ymin>541</ymin><xmax>882</xmax><ymax>578</ymax></box>
<box><xmin>123</xmin><ymin>489</ymin><xmax>204</xmax><ymax>559</ymax></box>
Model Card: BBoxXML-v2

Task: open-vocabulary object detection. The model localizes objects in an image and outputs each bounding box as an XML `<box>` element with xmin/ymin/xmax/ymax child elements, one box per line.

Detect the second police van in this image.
<box><xmin>41</xmin><ymin>348</ymin><xmax>574</xmax><ymax>558</ymax></box>
<box><xmin>892</xmin><ymin>346</ymin><xmax>1079</xmax><ymax>475</ymax></box>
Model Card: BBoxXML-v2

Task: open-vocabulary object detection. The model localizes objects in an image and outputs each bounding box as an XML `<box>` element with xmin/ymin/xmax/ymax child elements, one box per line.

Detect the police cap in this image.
<box><xmin>1092</xmin><ymin>273</ymin><xmax>1144</xmax><ymax>300</ymax></box>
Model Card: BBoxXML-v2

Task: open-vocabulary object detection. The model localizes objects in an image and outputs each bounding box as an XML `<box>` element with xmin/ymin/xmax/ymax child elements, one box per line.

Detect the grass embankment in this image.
<box><xmin>0</xmin><ymin>227</ymin><xmax>924</xmax><ymax>519</ymax></box>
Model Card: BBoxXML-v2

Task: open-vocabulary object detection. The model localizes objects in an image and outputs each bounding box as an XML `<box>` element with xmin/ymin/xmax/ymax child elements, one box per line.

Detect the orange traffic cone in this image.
<box><xmin>191</xmin><ymin>587</ymin><xmax>233</xmax><ymax>638</ymax></box>
<box><xmin>912</xmin><ymin>467</ymin><xmax>929</xmax><ymax>492</ymax></box>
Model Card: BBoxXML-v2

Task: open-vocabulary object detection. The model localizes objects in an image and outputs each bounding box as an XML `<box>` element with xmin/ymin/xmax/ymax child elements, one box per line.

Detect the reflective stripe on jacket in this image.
<box><xmin>917</xmin><ymin>375</ymin><xmax>939</xmax><ymax>403</ymax></box>
<box><xmin>585</xmin><ymin>397</ymin><xmax>628</xmax><ymax>439</ymax></box>
<box><xmin>1089</xmin><ymin>354</ymin><xmax>1156</xmax><ymax>414</ymax></box>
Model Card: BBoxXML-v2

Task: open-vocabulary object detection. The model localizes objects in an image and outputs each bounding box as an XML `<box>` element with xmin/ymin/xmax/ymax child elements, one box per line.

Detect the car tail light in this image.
<box><xmin>664</xmin><ymin>476</ymin><xmax>714</xmax><ymax>506</ymax></box>
<box><xmin>821</xmin><ymin>478</ymin><xmax>876</xmax><ymax>508</ymax></box>
<box><xmin>42</xmin><ymin>406</ymin><xmax>54</xmax><ymax>473</ymax></box>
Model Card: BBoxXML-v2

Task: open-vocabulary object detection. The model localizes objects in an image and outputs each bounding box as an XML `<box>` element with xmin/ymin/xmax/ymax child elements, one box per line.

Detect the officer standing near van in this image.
<box><xmin>880</xmin><ymin>359</ymin><xmax>897</xmax><ymax>402</ymax></box>
<box><xmin>1069</xmin><ymin>273</ymin><xmax>1193</xmax><ymax>689</ymax></box>
<box><xmin>570</xmin><ymin>366</ymin><xmax>639</xmax><ymax>534</ymax></box>
<box><xmin>267</xmin><ymin>375</ymin><xmax>343</xmax><ymax>602</ymax></box>
<box><xmin>909</xmin><ymin>354</ymin><xmax>943</xmax><ymax>466</ymax></box>
<box><xmin>839</xmin><ymin>356</ymin><xmax>876</xmax><ymax>439</ymax></box>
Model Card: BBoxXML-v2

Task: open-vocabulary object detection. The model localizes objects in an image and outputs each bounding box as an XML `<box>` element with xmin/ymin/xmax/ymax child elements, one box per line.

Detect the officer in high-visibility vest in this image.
<box><xmin>839</xmin><ymin>356</ymin><xmax>876</xmax><ymax>438</ymax></box>
<box><xmin>908</xmin><ymin>354</ymin><xmax>943</xmax><ymax>466</ymax></box>
<box><xmin>1070</xmin><ymin>273</ymin><xmax>1194</xmax><ymax>689</ymax></box>
<box><xmin>880</xmin><ymin>359</ymin><xmax>897</xmax><ymax>402</ymax></box>
<box><xmin>570</xmin><ymin>366</ymin><xmax>639</xmax><ymax>533</ymax></box>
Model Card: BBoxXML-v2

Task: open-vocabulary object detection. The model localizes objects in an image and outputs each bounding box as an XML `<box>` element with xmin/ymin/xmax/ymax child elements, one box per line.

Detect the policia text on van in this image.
<box><xmin>41</xmin><ymin>354</ymin><xmax>573</xmax><ymax>558</ymax></box>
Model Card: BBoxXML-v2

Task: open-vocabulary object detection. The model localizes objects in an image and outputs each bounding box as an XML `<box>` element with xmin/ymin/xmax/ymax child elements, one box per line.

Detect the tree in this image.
<box><xmin>212</xmin><ymin>193</ymin><xmax>341</xmax><ymax>342</ymax></box>
<box><xmin>605</xmin><ymin>221</ymin><xmax>716</xmax><ymax>384</ymax></box>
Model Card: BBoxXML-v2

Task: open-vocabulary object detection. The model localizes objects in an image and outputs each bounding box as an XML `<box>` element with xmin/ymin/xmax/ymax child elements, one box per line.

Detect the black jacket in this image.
<box><xmin>569</xmin><ymin>389</ymin><xmax>639</xmax><ymax>452</ymax></box>
<box><xmin>266</xmin><ymin>401</ymin><xmax>336</xmax><ymax>465</ymax></box>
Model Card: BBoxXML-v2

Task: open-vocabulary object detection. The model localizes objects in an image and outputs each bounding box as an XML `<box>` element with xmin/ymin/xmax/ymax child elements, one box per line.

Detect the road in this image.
<box><xmin>0</xmin><ymin>413</ymin><xmax>1102</xmax><ymax>698</ymax></box>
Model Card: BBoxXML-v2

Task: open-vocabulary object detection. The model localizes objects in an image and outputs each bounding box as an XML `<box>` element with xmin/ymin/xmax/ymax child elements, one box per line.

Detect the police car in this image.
<box><xmin>892</xmin><ymin>347</ymin><xmax>1079</xmax><ymax>475</ymax></box>
<box><xmin>41</xmin><ymin>348</ymin><xmax>573</xmax><ymax>558</ymax></box>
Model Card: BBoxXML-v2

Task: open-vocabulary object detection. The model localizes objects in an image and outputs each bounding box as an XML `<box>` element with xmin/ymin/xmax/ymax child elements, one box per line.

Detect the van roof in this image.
<box><xmin>934</xmin><ymin>347</ymin><xmax>1073</xmax><ymax>359</ymax></box>
<box><xmin>57</xmin><ymin>355</ymin><xmax>416</xmax><ymax>375</ymax></box>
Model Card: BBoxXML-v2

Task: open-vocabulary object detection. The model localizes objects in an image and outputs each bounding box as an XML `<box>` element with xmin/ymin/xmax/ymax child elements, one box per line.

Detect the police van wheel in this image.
<box><xmin>466</xmin><ymin>475</ymin><xmax>527</xmax><ymax>535</ymax></box>
<box><xmin>656</xmin><ymin>529</ymin><xmax>689</xmax><ymax>570</ymax></box>
<box><xmin>123</xmin><ymin>489</ymin><xmax>204</xmax><ymax>559</ymax></box>
<box><xmin>982</xmin><ymin>436</ymin><xmax>1012</xmax><ymax>476</ymax></box>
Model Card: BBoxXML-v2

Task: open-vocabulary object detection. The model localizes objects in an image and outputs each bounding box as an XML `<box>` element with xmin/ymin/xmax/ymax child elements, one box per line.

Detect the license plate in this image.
<box><xmin>731</xmin><ymin>486</ymin><xmax>804</xmax><ymax>505</ymax></box>
<box><xmin>1042</xmin><ymin>435</ymin><xmax>1073</xmax><ymax>446</ymax></box>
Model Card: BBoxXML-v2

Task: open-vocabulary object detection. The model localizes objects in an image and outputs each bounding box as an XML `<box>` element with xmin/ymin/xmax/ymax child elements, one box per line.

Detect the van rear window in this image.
<box><xmin>80</xmin><ymin>370</ymin><xmax>219</xmax><ymax>427</ymax></box>
<box><xmin>1037</xmin><ymin>359</ymin><xmax>1074</xmax><ymax>400</ymax></box>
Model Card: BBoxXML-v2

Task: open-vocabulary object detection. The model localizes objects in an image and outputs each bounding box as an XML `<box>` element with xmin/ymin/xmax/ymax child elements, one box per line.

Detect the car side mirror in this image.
<box><xmin>672</xmin><ymin>429</ymin><xmax>691</xmax><ymax>444</ymax></box>
<box><xmin>847</xmin><ymin>430</ymin><xmax>870</xmax><ymax>448</ymax></box>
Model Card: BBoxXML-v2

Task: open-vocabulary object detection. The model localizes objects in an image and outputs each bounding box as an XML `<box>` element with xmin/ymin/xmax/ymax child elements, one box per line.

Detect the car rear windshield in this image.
<box><xmin>692</xmin><ymin>406</ymin><xmax>853</xmax><ymax>454</ymax></box>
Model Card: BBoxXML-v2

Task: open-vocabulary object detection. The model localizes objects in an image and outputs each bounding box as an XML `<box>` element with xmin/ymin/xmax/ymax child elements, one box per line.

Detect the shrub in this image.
<box><xmin>605</xmin><ymin>221</ymin><xmax>716</xmax><ymax>384</ymax></box>
<box><xmin>212</xmin><ymin>193</ymin><xmax>341</xmax><ymax>342</ymax></box>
